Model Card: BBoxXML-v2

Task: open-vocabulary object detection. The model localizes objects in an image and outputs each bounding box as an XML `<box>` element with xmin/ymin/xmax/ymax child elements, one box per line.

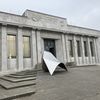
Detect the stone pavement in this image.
<box><xmin>17</xmin><ymin>65</ymin><xmax>100</xmax><ymax>100</ymax></box>
<box><xmin>1</xmin><ymin>66</ymin><xmax>100</xmax><ymax>100</ymax></box>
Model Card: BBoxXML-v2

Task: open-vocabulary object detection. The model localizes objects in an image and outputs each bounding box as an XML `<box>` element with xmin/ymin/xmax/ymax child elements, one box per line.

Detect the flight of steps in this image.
<box><xmin>0</xmin><ymin>69</ymin><xmax>37</xmax><ymax>100</ymax></box>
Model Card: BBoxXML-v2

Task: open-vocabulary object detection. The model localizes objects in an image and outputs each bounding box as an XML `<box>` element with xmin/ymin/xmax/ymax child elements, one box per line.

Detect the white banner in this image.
<box><xmin>43</xmin><ymin>51</ymin><xmax>67</xmax><ymax>75</ymax></box>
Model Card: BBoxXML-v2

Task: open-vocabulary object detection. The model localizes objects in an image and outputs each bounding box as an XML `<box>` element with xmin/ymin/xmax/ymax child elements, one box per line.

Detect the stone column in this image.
<box><xmin>87</xmin><ymin>37</ymin><xmax>92</xmax><ymax>64</ymax></box>
<box><xmin>36</xmin><ymin>30</ymin><xmax>42</xmax><ymax>63</ymax></box>
<box><xmin>0</xmin><ymin>28</ymin><xmax>1</xmax><ymax>71</ymax></box>
<box><xmin>73</xmin><ymin>36</ymin><xmax>78</xmax><ymax>65</ymax></box>
<box><xmin>1</xmin><ymin>25</ymin><xmax>7</xmax><ymax>71</ymax></box>
<box><xmin>17</xmin><ymin>27</ymin><xmax>23</xmax><ymax>70</ymax></box>
<box><xmin>61</xmin><ymin>34</ymin><xmax>67</xmax><ymax>63</ymax></box>
<box><xmin>31</xmin><ymin>30</ymin><xmax>37</xmax><ymax>68</ymax></box>
<box><xmin>94</xmin><ymin>38</ymin><xmax>98</xmax><ymax>64</ymax></box>
<box><xmin>65</xmin><ymin>35</ymin><xmax>70</xmax><ymax>62</ymax></box>
<box><xmin>80</xmin><ymin>36</ymin><xmax>85</xmax><ymax>64</ymax></box>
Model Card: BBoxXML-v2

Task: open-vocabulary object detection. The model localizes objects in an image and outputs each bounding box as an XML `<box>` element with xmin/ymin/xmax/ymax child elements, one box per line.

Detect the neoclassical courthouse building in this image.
<box><xmin>0</xmin><ymin>9</ymin><xmax>100</xmax><ymax>74</ymax></box>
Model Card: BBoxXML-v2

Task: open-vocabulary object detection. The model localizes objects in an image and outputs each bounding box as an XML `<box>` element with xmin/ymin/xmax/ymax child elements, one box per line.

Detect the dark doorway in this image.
<box><xmin>44</xmin><ymin>39</ymin><xmax>56</xmax><ymax>56</ymax></box>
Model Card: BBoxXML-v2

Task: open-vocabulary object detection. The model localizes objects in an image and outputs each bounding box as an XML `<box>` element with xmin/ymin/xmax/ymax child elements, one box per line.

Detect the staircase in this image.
<box><xmin>0</xmin><ymin>69</ymin><xmax>37</xmax><ymax>100</ymax></box>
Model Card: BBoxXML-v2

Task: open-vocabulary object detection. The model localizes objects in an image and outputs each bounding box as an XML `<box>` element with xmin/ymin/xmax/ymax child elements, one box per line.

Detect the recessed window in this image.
<box><xmin>23</xmin><ymin>36</ymin><xmax>31</xmax><ymax>58</ymax></box>
<box><xmin>76</xmin><ymin>40</ymin><xmax>81</xmax><ymax>57</ymax></box>
<box><xmin>84</xmin><ymin>41</ymin><xmax>88</xmax><ymax>57</ymax></box>
<box><xmin>68</xmin><ymin>40</ymin><xmax>73</xmax><ymax>57</ymax></box>
<box><xmin>90</xmin><ymin>41</ymin><xmax>94</xmax><ymax>57</ymax></box>
<box><xmin>7</xmin><ymin>35</ymin><xmax>16</xmax><ymax>58</ymax></box>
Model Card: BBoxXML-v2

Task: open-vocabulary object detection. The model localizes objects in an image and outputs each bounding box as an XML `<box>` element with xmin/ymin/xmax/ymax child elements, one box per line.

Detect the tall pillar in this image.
<box><xmin>87</xmin><ymin>37</ymin><xmax>92</xmax><ymax>64</ymax></box>
<box><xmin>31</xmin><ymin>30</ymin><xmax>37</xmax><ymax>68</ymax></box>
<box><xmin>0</xmin><ymin>28</ymin><xmax>1</xmax><ymax>71</ymax></box>
<box><xmin>1</xmin><ymin>25</ymin><xmax>7</xmax><ymax>71</ymax></box>
<box><xmin>73</xmin><ymin>36</ymin><xmax>78</xmax><ymax>65</ymax></box>
<box><xmin>61</xmin><ymin>34</ymin><xmax>67</xmax><ymax>63</ymax></box>
<box><xmin>17</xmin><ymin>27</ymin><xmax>23</xmax><ymax>70</ymax></box>
<box><xmin>36</xmin><ymin>30</ymin><xmax>42</xmax><ymax>63</ymax></box>
<box><xmin>80</xmin><ymin>36</ymin><xmax>85</xmax><ymax>64</ymax></box>
<box><xmin>65</xmin><ymin>35</ymin><xmax>70</xmax><ymax>62</ymax></box>
<box><xmin>94</xmin><ymin>38</ymin><xmax>98</xmax><ymax>64</ymax></box>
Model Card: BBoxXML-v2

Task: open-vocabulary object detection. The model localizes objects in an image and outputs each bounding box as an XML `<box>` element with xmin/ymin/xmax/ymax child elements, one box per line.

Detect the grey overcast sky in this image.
<box><xmin>0</xmin><ymin>0</ymin><xmax>100</xmax><ymax>30</ymax></box>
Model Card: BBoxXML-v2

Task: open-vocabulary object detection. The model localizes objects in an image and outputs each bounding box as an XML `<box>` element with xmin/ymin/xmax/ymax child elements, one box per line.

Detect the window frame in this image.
<box><xmin>23</xmin><ymin>36</ymin><xmax>31</xmax><ymax>58</ymax></box>
<box><xmin>76</xmin><ymin>40</ymin><xmax>81</xmax><ymax>57</ymax></box>
<box><xmin>84</xmin><ymin>41</ymin><xmax>88</xmax><ymax>57</ymax></box>
<box><xmin>7</xmin><ymin>34</ymin><xmax>16</xmax><ymax>59</ymax></box>
<box><xmin>90</xmin><ymin>41</ymin><xmax>94</xmax><ymax>57</ymax></box>
<box><xmin>68</xmin><ymin>39</ymin><xmax>73</xmax><ymax>57</ymax></box>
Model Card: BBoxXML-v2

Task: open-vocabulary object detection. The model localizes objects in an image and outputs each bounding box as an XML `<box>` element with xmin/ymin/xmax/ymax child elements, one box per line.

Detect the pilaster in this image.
<box><xmin>94</xmin><ymin>38</ymin><xmax>98</xmax><ymax>64</ymax></box>
<box><xmin>36</xmin><ymin>30</ymin><xmax>42</xmax><ymax>63</ymax></box>
<box><xmin>80</xmin><ymin>36</ymin><xmax>85</xmax><ymax>64</ymax></box>
<box><xmin>65</xmin><ymin>35</ymin><xmax>70</xmax><ymax>62</ymax></box>
<box><xmin>87</xmin><ymin>37</ymin><xmax>92</xmax><ymax>64</ymax></box>
<box><xmin>1</xmin><ymin>25</ymin><xmax>7</xmax><ymax>71</ymax></box>
<box><xmin>73</xmin><ymin>36</ymin><xmax>78</xmax><ymax>65</ymax></box>
<box><xmin>17</xmin><ymin>27</ymin><xmax>23</xmax><ymax>70</ymax></box>
<box><xmin>31</xmin><ymin>30</ymin><xmax>37</xmax><ymax>68</ymax></box>
<box><xmin>61</xmin><ymin>34</ymin><xmax>67</xmax><ymax>63</ymax></box>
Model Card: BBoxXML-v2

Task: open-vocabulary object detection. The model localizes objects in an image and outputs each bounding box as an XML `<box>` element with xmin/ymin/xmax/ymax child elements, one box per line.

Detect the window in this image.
<box><xmin>23</xmin><ymin>36</ymin><xmax>31</xmax><ymax>58</ymax></box>
<box><xmin>77</xmin><ymin>40</ymin><xmax>81</xmax><ymax>57</ymax></box>
<box><xmin>68</xmin><ymin>40</ymin><xmax>73</xmax><ymax>57</ymax></box>
<box><xmin>84</xmin><ymin>41</ymin><xmax>88</xmax><ymax>57</ymax></box>
<box><xmin>7</xmin><ymin>35</ymin><xmax>16</xmax><ymax>58</ymax></box>
<box><xmin>90</xmin><ymin>41</ymin><xmax>94</xmax><ymax>57</ymax></box>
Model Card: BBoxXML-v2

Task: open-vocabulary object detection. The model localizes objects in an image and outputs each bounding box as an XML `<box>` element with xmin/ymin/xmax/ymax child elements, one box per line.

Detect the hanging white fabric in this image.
<box><xmin>43</xmin><ymin>51</ymin><xmax>67</xmax><ymax>75</ymax></box>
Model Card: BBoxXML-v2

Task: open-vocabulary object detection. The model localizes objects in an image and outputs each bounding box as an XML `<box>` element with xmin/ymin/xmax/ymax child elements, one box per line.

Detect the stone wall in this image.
<box><xmin>23</xmin><ymin>10</ymin><xmax>67</xmax><ymax>31</ymax></box>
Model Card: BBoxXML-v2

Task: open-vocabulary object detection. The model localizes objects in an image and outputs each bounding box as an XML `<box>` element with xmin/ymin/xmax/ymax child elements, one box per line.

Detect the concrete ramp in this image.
<box><xmin>43</xmin><ymin>51</ymin><xmax>67</xmax><ymax>75</ymax></box>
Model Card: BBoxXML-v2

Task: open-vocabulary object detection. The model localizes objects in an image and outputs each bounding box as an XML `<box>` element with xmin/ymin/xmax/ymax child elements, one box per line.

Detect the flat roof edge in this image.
<box><xmin>25</xmin><ymin>9</ymin><xmax>67</xmax><ymax>20</ymax></box>
<box><xmin>68</xmin><ymin>24</ymin><xmax>100</xmax><ymax>33</ymax></box>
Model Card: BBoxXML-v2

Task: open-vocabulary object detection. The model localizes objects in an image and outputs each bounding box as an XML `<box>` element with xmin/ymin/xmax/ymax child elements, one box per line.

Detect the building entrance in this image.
<box><xmin>44</xmin><ymin>39</ymin><xmax>56</xmax><ymax>56</ymax></box>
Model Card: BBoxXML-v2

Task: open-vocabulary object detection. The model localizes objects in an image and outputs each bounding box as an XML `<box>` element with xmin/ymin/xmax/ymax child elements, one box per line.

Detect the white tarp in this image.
<box><xmin>43</xmin><ymin>51</ymin><xmax>67</xmax><ymax>75</ymax></box>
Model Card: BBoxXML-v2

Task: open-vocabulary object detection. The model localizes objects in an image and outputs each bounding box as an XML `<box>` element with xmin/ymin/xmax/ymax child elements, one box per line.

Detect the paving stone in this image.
<box><xmin>0</xmin><ymin>85</ymin><xmax>36</xmax><ymax>100</ymax></box>
<box><xmin>0</xmin><ymin>79</ymin><xmax>36</xmax><ymax>89</ymax></box>
<box><xmin>0</xmin><ymin>76</ymin><xmax>36</xmax><ymax>83</ymax></box>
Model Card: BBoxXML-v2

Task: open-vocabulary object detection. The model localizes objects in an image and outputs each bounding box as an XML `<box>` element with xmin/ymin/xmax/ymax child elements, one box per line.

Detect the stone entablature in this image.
<box><xmin>0</xmin><ymin>10</ymin><xmax>99</xmax><ymax>37</ymax></box>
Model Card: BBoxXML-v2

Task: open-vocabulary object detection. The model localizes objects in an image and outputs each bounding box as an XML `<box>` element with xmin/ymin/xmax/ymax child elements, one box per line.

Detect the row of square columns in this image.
<box><xmin>65</xmin><ymin>35</ymin><xmax>98</xmax><ymax>65</ymax></box>
<box><xmin>1</xmin><ymin>26</ymin><xmax>39</xmax><ymax>72</ymax></box>
<box><xmin>16</xmin><ymin>28</ymin><xmax>39</xmax><ymax>70</ymax></box>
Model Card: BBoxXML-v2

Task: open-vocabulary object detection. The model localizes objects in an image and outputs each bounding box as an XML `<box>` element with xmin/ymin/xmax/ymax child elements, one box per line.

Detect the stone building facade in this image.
<box><xmin>0</xmin><ymin>9</ymin><xmax>100</xmax><ymax>74</ymax></box>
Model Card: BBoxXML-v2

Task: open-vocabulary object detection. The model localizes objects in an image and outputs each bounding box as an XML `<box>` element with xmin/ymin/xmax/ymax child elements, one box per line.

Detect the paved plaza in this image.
<box><xmin>9</xmin><ymin>66</ymin><xmax>100</xmax><ymax>100</ymax></box>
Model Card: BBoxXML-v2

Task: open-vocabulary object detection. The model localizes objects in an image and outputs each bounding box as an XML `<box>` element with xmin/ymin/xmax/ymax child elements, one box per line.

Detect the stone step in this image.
<box><xmin>0</xmin><ymin>85</ymin><xmax>36</xmax><ymax>100</ymax></box>
<box><xmin>0</xmin><ymin>79</ymin><xmax>36</xmax><ymax>89</ymax></box>
<box><xmin>11</xmin><ymin>72</ymin><xmax>37</xmax><ymax>76</ymax></box>
<box><xmin>6</xmin><ymin>74</ymin><xmax>36</xmax><ymax>79</ymax></box>
<box><xmin>0</xmin><ymin>76</ymin><xmax>36</xmax><ymax>83</ymax></box>
<box><xmin>11</xmin><ymin>70</ymin><xmax>37</xmax><ymax>76</ymax></box>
